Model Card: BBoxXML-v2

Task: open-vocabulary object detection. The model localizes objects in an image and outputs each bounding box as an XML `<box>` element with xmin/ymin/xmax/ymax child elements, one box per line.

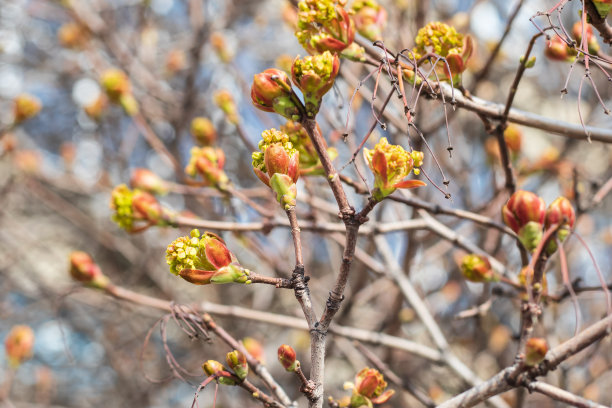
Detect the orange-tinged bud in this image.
<box><xmin>351</xmin><ymin>0</ymin><xmax>387</xmax><ymax>42</ymax></box>
<box><xmin>278</xmin><ymin>344</ymin><xmax>298</xmax><ymax>372</ymax></box>
<box><xmin>460</xmin><ymin>254</ymin><xmax>496</xmax><ymax>283</ymax></box>
<box><xmin>13</xmin><ymin>150</ymin><xmax>41</xmax><ymax>174</ymax></box>
<box><xmin>213</xmin><ymin>90</ymin><xmax>239</xmax><ymax>125</ymax></box>
<box><xmin>13</xmin><ymin>94</ymin><xmax>42</xmax><ymax>124</ymax></box>
<box><xmin>210</xmin><ymin>32</ymin><xmax>234</xmax><ymax>63</ymax></box>
<box><xmin>242</xmin><ymin>337</ymin><xmax>265</xmax><ymax>363</ymax></box>
<box><xmin>572</xmin><ymin>21</ymin><xmax>600</xmax><ymax>54</ymax></box>
<box><xmin>165</xmin><ymin>49</ymin><xmax>186</xmax><ymax>75</ymax></box>
<box><xmin>190</xmin><ymin>117</ymin><xmax>217</xmax><ymax>146</ymax></box>
<box><xmin>69</xmin><ymin>251</ymin><xmax>110</xmax><ymax>289</ymax></box>
<box><xmin>525</xmin><ymin>337</ymin><xmax>548</xmax><ymax>366</ymax></box>
<box><xmin>58</xmin><ymin>23</ymin><xmax>88</xmax><ymax>49</ymax></box>
<box><xmin>5</xmin><ymin>325</ymin><xmax>34</xmax><ymax>368</ymax></box>
<box><xmin>351</xmin><ymin>367</ymin><xmax>395</xmax><ymax>406</ymax></box>
<box><xmin>84</xmin><ymin>95</ymin><xmax>108</xmax><ymax>121</ymax></box>
<box><xmin>132</xmin><ymin>190</ymin><xmax>163</xmax><ymax>222</ymax></box>
<box><xmin>251</xmin><ymin>69</ymin><xmax>301</xmax><ymax>121</ymax></box>
<box><xmin>101</xmin><ymin>69</ymin><xmax>131</xmax><ymax>102</ymax></box>
<box><xmin>503</xmin><ymin>125</ymin><xmax>522</xmax><ymax>154</ymax></box>
<box><xmin>185</xmin><ymin>146</ymin><xmax>229</xmax><ymax>189</ymax></box>
<box><xmin>130</xmin><ymin>168</ymin><xmax>168</xmax><ymax>195</ymax></box>
<box><xmin>226</xmin><ymin>350</ymin><xmax>248</xmax><ymax>380</ymax></box>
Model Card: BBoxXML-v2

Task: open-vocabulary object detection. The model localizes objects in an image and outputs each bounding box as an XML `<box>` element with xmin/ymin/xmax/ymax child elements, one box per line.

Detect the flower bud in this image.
<box><xmin>252</xmin><ymin>129</ymin><xmax>300</xmax><ymax>209</ymax></box>
<box><xmin>503</xmin><ymin>124</ymin><xmax>522</xmax><ymax>155</ymax></box>
<box><xmin>291</xmin><ymin>51</ymin><xmax>340</xmax><ymax>117</ymax></box>
<box><xmin>213</xmin><ymin>90</ymin><xmax>239</xmax><ymax>125</ymax></box>
<box><xmin>226</xmin><ymin>350</ymin><xmax>248</xmax><ymax>380</ymax></box>
<box><xmin>544</xmin><ymin>196</ymin><xmax>575</xmax><ymax>255</ymax></box>
<box><xmin>166</xmin><ymin>229</ymin><xmax>250</xmax><ymax>285</ymax></box>
<box><xmin>351</xmin><ymin>0</ymin><xmax>387</xmax><ymax>42</ymax></box>
<box><xmin>69</xmin><ymin>251</ymin><xmax>110</xmax><ymax>289</ymax></box>
<box><xmin>58</xmin><ymin>23</ymin><xmax>88</xmax><ymax>49</ymax></box>
<box><xmin>130</xmin><ymin>168</ymin><xmax>168</xmax><ymax>195</ymax></box>
<box><xmin>101</xmin><ymin>69</ymin><xmax>131</xmax><ymax>102</ymax></box>
<box><xmin>185</xmin><ymin>146</ymin><xmax>229</xmax><ymax>189</ymax></box>
<box><xmin>210</xmin><ymin>32</ymin><xmax>234</xmax><ymax>63</ymax></box>
<box><xmin>525</xmin><ymin>337</ymin><xmax>548</xmax><ymax>366</ymax></box>
<box><xmin>296</xmin><ymin>0</ymin><xmax>354</xmax><ymax>54</ymax></box>
<box><xmin>242</xmin><ymin>337</ymin><xmax>265</xmax><ymax>363</ymax></box>
<box><xmin>190</xmin><ymin>117</ymin><xmax>217</xmax><ymax>146</ymax></box>
<box><xmin>119</xmin><ymin>93</ymin><xmax>139</xmax><ymax>116</ymax></box>
<box><xmin>110</xmin><ymin>184</ymin><xmax>173</xmax><ymax>232</ymax></box>
<box><xmin>165</xmin><ymin>49</ymin><xmax>186</xmax><ymax>75</ymax></box>
<box><xmin>251</xmin><ymin>69</ymin><xmax>301</xmax><ymax>121</ymax></box>
<box><xmin>460</xmin><ymin>254</ymin><xmax>497</xmax><ymax>283</ymax></box>
<box><xmin>13</xmin><ymin>94</ymin><xmax>42</xmax><ymax>124</ymax></box>
<box><xmin>5</xmin><ymin>325</ymin><xmax>35</xmax><ymax>368</ymax></box>
<box><xmin>412</xmin><ymin>22</ymin><xmax>473</xmax><ymax>83</ymax></box>
<box><xmin>502</xmin><ymin>190</ymin><xmax>546</xmax><ymax>252</ymax></box>
<box><xmin>277</xmin><ymin>344</ymin><xmax>298</xmax><ymax>372</ymax></box>
<box><xmin>351</xmin><ymin>368</ymin><xmax>394</xmax><ymax>407</ymax></box>
<box><xmin>281</xmin><ymin>120</ymin><xmax>336</xmax><ymax>176</ymax></box>
<box><xmin>84</xmin><ymin>95</ymin><xmax>108</xmax><ymax>121</ymax></box>
<box><xmin>572</xmin><ymin>21</ymin><xmax>600</xmax><ymax>54</ymax></box>
<box><xmin>545</xmin><ymin>36</ymin><xmax>575</xmax><ymax>62</ymax></box>
<box><xmin>363</xmin><ymin>138</ymin><xmax>425</xmax><ymax>201</ymax></box>
<box><xmin>202</xmin><ymin>360</ymin><xmax>236</xmax><ymax>385</ymax></box>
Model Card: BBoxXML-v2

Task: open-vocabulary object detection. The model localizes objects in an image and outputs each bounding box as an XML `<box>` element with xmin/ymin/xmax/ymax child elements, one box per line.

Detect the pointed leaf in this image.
<box><xmin>393</xmin><ymin>179</ymin><xmax>426</xmax><ymax>189</ymax></box>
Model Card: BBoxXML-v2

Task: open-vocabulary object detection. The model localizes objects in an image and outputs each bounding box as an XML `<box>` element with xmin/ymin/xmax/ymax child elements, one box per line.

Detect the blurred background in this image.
<box><xmin>1</xmin><ymin>0</ymin><xmax>612</xmax><ymax>407</ymax></box>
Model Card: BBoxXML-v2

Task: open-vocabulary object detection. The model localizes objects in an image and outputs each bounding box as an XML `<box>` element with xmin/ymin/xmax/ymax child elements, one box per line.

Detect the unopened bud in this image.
<box><xmin>525</xmin><ymin>337</ymin><xmax>548</xmax><ymax>366</ymax></box>
<box><xmin>226</xmin><ymin>350</ymin><xmax>248</xmax><ymax>380</ymax></box>
<box><xmin>460</xmin><ymin>254</ymin><xmax>496</xmax><ymax>283</ymax></box>
<box><xmin>5</xmin><ymin>325</ymin><xmax>35</xmax><ymax>368</ymax></box>
<box><xmin>190</xmin><ymin>117</ymin><xmax>217</xmax><ymax>146</ymax></box>
<box><xmin>502</xmin><ymin>190</ymin><xmax>546</xmax><ymax>252</ymax></box>
<box><xmin>251</xmin><ymin>69</ymin><xmax>301</xmax><ymax>121</ymax></box>
<box><xmin>202</xmin><ymin>360</ymin><xmax>236</xmax><ymax>385</ymax></box>
<box><xmin>277</xmin><ymin>344</ymin><xmax>298</xmax><ymax>372</ymax></box>
<box><xmin>130</xmin><ymin>168</ymin><xmax>168</xmax><ymax>195</ymax></box>
<box><xmin>101</xmin><ymin>69</ymin><xmax>131</xmax><ymax>102</ymax></box>
<box><xmin>13</xmin><ymin>94</ymin><xmax>42</xmax><ymax>124</ymax></box>
<box><xmin>214</xmin><ymin>90</ymin><xmax>239</xmax><ymax>125</ymax></box>
<box><xmin>69</xmin><ymin>251</ymin><xmax>110</xmax><ymax>289</ymax></box>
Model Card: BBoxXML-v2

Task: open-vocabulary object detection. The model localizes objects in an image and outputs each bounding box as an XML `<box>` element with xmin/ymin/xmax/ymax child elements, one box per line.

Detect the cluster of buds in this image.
<box><xmin>350</xmin><ymin>0</ymin><xmax>387</xmax><ymax>42</ymax></box>
<box><xmin>202</xmin><ymin>360</ymin><xmax>237</xmax><ymax>385</ymax></box>
<box><xmin>110</xmin><ymin>184</ymin><xmax>175</xmax><ymax>232</ymax></box>
<box><xmin>251</xmin><ymin>68</ymin><xmax>302</xmax><ymax>121</ymax></box>
<box><xmin>343</xmin><ymin>368</ymin><xmax>394</xmax><ymax>407</ymax></box>
<box><xmin>69</xmin><ymin>251</ymin><xmax>110</xmax><ymax>289</ymax></box>
<box><xmin>592</xmin><ymin>0</ymin><xmax>612</xmax><ymax>18</ymax></box>
<box><xmin>525</xmin><ymin>337</ymin><xmax>548</xmax><ymax>366</ymax></box>
<box><xmin>252</xmin><ymin>129</ymin><xmax>300</xmax><ymax>209</ymax></box>
<box><xmin>213</xmin><ymin>90</ymin><xmax>239</xmax><ymax>125</ymax></box>
<box><xmin>281</xmin><ymin>120</ymin><xmax>337</xmax><ymax>175</ymax></box>
<box><xmin>277</xmin><ymin>344</ymin><xmax>299</xmax><ymax>372</ymax></box>
<box><xmin>4</xmin><ymin>325</ymin><xmax>35</xmax><ymax>368</ymax></box>
<box><xmin>13</xmin><ymin>94</ymin><xmax>42</xmax><ymax>124</ymax></box>
<box><xmin>100</xmin><ymin>69</ymin><xmax>139</xmax><ymax>116</ymax></box>
<box><xmin>57</xmin><ymin>22</ymin><xmax>89</xmax><ymax>49</ymax></box>
<box><xmin>165</xmin><ymin>229</ymin><xmax>251</xmax><ymax>285</ymax></box>
<box><xmin>130</xmin><ymin>168</ymin><xmax>168</xmax><ymax>195</ymax></box>
<box><xmin>190</xmin><ymin>117</ymin><xmax>217</xmax><ymax>146</ymax></box>
<box><xmin>544</xmin><ymin>35</ymin><xmax>577</xmax><ymax>62</ymax></box>
<box><xmin>363</xmin><ymin>137</ymin><xmax>425</xmax><ymax>201</ymax></box>
<box><xmin>572</xmin><ymin>21</ymin><xmax>600</xmax><ymax>55</ymax></box>
<box><xmin>292</xmin><ymin>51</ymin><xmax>340</xmax><ymax>117</ymax></box>
<box><xmin>185</xmin><ymin>146</ymin><xmax>229</xmax><ymax>189</ymax></box>
<box><xmin>410</xmin><ymin>21</ymin><xmax>473</xmax><ymax>83</ymax></box>
<box><xmin>502</xmin><ymin>191</ymin><xmax>575</xmax><ymax>253</ymax></box>
<box><xmin>459</xmin><ymin>254</ymin><xmax>497</xmax><ymax>283</ymax></box>
<box><xmin>295</xmin><ymin>0</ymin><xmax>355</xmax><ymax>54</ymax></box>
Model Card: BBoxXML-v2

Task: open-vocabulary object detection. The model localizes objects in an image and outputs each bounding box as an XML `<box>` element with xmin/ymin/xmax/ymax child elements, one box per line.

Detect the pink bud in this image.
<box><xmin>69</xmin><ymin>251</ymin><xmax>110</xmax><ymax>289</ymax></box>
<box><xmin>130</xmin><ymin>168</ymin><xmax>167</xmax><ymax>195</ymax></box>
<box><xmin>545</xmin><ymin>197</ymin><xmax>575</xmax><ymax>229</ymax></box>
<box><xmin>525</xmin><ymin>337</ymin><xmax>548</xmax><ymax>366</ymax></box>
<box><xmin>501</xmin><ymin>190</ymin><xmax>546</xmax><ymax>234</ymax></box>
